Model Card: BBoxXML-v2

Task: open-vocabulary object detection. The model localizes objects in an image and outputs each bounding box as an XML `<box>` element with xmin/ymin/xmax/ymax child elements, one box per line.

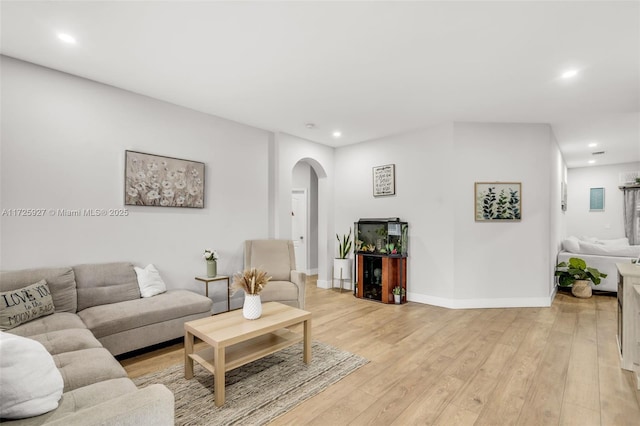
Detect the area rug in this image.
<box><xmin>133</xmin><ymin>341</ymin><xmax>368</xmax><ymax>426</ymax></box>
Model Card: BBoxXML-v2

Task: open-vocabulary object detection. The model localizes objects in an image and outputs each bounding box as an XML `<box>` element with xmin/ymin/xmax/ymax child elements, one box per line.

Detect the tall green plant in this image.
<box><xmin>336</xmin><ymin>228</ymin><xmax>352</xmax><ymax>259</ymax></box>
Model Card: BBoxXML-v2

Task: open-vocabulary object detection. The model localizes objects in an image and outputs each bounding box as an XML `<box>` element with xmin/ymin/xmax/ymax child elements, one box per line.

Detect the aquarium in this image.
<box><xmin>354</xmin><ymin>218</ymin><xmax>408</xmax><ymax>256</ymax></box>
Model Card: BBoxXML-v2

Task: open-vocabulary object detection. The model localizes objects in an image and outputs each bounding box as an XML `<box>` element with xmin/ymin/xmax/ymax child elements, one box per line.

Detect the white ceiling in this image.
<box><xmin>1</xmin><ymin>1</ymin><xmax>639</xmax><ymax>169</ymax></box>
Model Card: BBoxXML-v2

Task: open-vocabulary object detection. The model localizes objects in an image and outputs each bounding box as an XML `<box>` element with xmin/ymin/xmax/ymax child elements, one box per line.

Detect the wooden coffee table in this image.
<box><xmin>184</xmin><ymin>301</ymin><xmax>312</xmax><ymax>407</ymax></box>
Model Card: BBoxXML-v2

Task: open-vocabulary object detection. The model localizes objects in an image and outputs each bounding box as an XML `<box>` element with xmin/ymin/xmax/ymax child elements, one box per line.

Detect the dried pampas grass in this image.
<box><xmin>231</xmin><ymin>268</ymin><xmax>271</xmax><ymax>295</ymax></box>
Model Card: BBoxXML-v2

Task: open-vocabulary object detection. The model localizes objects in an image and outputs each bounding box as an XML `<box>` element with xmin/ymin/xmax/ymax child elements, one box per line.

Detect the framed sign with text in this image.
<box><xmin>373</xmin><ymin>164</ymin><xmax>396</xmax><ymax>197</ymax></box>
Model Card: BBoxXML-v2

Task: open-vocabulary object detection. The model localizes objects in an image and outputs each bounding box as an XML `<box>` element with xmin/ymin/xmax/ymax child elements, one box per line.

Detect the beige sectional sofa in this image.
<box><xmin>0</xmin><ymin>262</ymin><xmax>213</xmax><ymax>425</ymax></box>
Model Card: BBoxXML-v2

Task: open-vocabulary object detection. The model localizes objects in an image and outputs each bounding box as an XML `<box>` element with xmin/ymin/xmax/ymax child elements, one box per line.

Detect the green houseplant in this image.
<box><xmin>392</xmin><ymin>286</ymin><xmax>405</xmax><ymax>304</ymax></box>
<box><xmin>336</xmin><ymin>228</ymin><xmax>352</xmax><ymax>259</ymax></box>
<box><xmin>334</xmin><ymin>228</ymin><xmax>353</xmax><ymax>281</ymax></box>
<box><xmin>554</xmin><ymin>257</ymin><xmax>607</xmax><ymax>298</ymax></box>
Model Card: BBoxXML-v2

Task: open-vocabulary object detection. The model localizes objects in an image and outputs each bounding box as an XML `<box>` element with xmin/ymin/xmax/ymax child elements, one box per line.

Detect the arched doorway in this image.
<box><xmin>292</xmin><ymin>160</ymin><xmax>320</xmax><ymax>276</ymax></box>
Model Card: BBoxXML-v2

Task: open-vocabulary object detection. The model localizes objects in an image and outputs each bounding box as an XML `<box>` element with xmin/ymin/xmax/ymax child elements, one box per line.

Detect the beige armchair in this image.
<box><xmin>244</xmin><ymin>240</ymin><xmax>306</xmax><ymax>309</ymax></box>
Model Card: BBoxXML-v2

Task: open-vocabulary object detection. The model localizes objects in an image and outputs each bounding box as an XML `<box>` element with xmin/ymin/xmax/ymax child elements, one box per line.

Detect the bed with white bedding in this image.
<box><xmin>557</xmin><ymin>236</ymin><xmax>640</xmax><ymax>292</ymax></box>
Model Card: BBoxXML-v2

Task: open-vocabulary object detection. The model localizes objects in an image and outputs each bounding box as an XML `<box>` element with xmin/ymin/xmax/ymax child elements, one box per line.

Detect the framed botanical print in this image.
<box><xmin>475</xmin><ymin>182</ymin><xmax>521</xmax><ymax>222</ymax></box>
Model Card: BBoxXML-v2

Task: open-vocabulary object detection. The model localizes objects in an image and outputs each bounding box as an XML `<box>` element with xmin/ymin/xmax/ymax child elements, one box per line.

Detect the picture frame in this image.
<box><xmin>124</xmin><ymin>150</ymin><xmax>205</xmax><ymax>208</ymax></box>
<box><xmin>589</xmin><ymin>187</ymin><xmax>605</xmax><ymax>211</ymax></box>
<box><xmin>561</xmin><ymin>181</ymin><xmax>567</xmax><ymax>212</ymax></box>
<box><xmin>475</xmin><ymin>182</ymin><xmax>522</xmax><ymax>222</ymax></box>
<box><xmin>373</xmin><ymin>164</ymin><xmax>396</xmax><ymax>197</ymax></box>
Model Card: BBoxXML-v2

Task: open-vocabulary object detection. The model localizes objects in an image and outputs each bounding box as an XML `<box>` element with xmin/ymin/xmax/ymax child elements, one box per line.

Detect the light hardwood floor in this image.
<box><xmin>121</xmin><ymin>279</ymin><xmax>640</xmax><ymax>425</ymax></box>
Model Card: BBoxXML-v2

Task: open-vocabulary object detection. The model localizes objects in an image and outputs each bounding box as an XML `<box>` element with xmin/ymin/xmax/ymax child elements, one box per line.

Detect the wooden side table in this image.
<box><xmin>195</xmin><ymin>275</ymin><xmax>231</xmax><ymax>313</ymax></box>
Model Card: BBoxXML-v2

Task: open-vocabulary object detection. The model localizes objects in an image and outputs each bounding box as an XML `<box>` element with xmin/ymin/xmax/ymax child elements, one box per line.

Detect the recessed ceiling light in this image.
<box><xmin>588</xmin><ymin>160</ymin><xmax>596</xmax><ymax>164</ymax></box>
<box><xmin>561</xmin><ymin>69</ymin><xmax>578</xmax><ymax>79</ymax></box>
<box><xmin>57</xmin><ymin>33</ymin><xmax>76</xmax><ymax>44</ymax></box>
<box><xmin>588</xmin><ymin>142</ymin><xmax>598</xmax><ymax>148</ymax></box>
<box><xmin>305</xmin><ymin>123</ymin><xmax>315</xmax><ymax>130</ymax></box>
<box><xmin>332</xmin><ymin>131</ymin><xmax>342</xmax><ymax>138</ymax></box>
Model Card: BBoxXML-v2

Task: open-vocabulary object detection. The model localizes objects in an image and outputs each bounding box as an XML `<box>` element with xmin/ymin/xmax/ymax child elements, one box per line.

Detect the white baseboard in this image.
<box><xmin>317</xmin><ymin>279</ymin><xmax>354</xmax><ymax>291</ymax></box>
<box><xmin>407</xmin><ymin>292</ymin><xmax>554</xmax><ymax>309</ymax></box>
<box><xmin>316</xmin><ymin>279</ymin><xmax>331</xmax><ymax>289</ymax></box>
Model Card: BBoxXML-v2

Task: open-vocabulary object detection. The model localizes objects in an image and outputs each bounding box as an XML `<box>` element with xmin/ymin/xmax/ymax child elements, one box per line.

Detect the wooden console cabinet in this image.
<box><xmin>356</xmin><ymin>254</ymin><xmax>407</xmax><ymax>304</ymax></box>
<box><xmin>616</xmin><ymin>263</ymin><xmax>640</xmax><ymax>385</ymax></box>
<box><xmin>353</xmin><ymin>218</ymin><xmax>408</xmax><ymax>304</ymax></box>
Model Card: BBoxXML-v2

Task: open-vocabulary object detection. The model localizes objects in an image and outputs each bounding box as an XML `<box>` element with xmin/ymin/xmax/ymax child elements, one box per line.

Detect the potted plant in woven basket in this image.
<box><xmin>555</xmin><ymin>257</ymin><xmax>607</xmax><ymax>298</ymax></box>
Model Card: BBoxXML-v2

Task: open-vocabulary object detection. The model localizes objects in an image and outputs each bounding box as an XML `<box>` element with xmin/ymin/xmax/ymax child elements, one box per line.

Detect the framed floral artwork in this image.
<box><xmin>475</xmin><ymin>182</ymin><xmax>521</xmax><ymax>222</ymax></box>
<box><xmin>124</xmin><ymin>150</ymin><xmax>205</xmax><ymax>208</ymax></box>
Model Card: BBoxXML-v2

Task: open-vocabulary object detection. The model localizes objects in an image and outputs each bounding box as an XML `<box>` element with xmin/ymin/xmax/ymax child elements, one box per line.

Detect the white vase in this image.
<box><xmin>243</xmin><ymin>294</ymin><xmax>262</xmax><ymax>320</ymax></box>
<box><xmin>333</xmin><ymin>259</ymin><xmax>352</xmax><ymax>279</ymax></box>
<box><xmin>394</xmin><ymin>294</ymin><xmax>401</xmax><ymax>304</ymax></box>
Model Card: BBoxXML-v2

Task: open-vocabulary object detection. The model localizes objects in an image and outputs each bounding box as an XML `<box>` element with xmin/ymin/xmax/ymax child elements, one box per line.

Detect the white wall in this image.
<box><xmin>566</xmin><ymin>161</ymin><xmax>640</xmax><ymax>239</ymax></box>
<box><xmin>334</xmin><ymin>122</ymin><xmax>560</xmax><ymax>308</ymax></box>
<box><xmin>292</xmin><ymin>161</ymin><xmax>319</xmax><ymax>273</ymax></box>
<box><xmin>0</xmin><ymin>57</ymin><xmax>271</xmax><ymax>312</ymax></box>
<box><xmin>549</xmin><ymin>133</ymin><xmax>568</xmax><ymax>295</ymax></box>
<box><xmin>452</xmin><ymin>123</ymin><xmax>555</xmax><ymax>306</ymax></box>
<box><xmin>275</xmin><ymin>133</ymin><xmax>334</xmax><ymax>287</ymax></box>
<box><xmin>334</xmin><ymin>123</ymin><xmax>456</xmax><ymax>299</ymax></box>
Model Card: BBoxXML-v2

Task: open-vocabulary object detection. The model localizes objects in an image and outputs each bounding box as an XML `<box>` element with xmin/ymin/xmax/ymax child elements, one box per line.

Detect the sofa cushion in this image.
<box><xmin>25</xmin><ymin>329</ymin><xmax>103</xmax><ymax>356</ymax></box>
<box><xmin>78</xmin><ymin>289</ymin><xmax>212</xmax><ymax>339</ymax></box>
<box><xmin>0</xmin><ymin>332</ymin><xmax>64</xmax><ymax>419</ymax></box>
<box><xmin>0</xmin><ymin>280</ymin><xmax>55</xmax><ymax>330</ymax></box>
<box><xmin>134</xmin><ymin>264</ymin><xmax>167</xmax><ymax>298</ymax></box>
<box><xmin>74</xmin><ymin>263</ymin><xmax>141</xmax><ymax>311</ymax></box>
<box><xmin>53</xmin><ymin>348</ymin><xmax>128</xmax><ymax>392</ymax></box>
<box><xmin>6</xmin><ymin>378</ymin><xmax>138</xmax><ymax>426</ymax></box>
<box><xmin>7</xmin><ymin>312</ymin><xmax>87</xmax><ymax>338</ymax></box>
<box><xmin>0</xmin><ymin>267</ymin><xmax>77</xmax><ymax>313</ymax></box>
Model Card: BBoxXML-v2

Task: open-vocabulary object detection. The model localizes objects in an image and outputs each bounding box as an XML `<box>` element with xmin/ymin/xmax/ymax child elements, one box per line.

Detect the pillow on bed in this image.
<box><xmin>580</xmin><ymin>236</ymin><xmax>599</xmax><ymax>243</ymax></box>
<box><xmin>562</xmin><ymin>236</ymin><xmax>580</xmax><ymax>253</ymax></box>
<box><xmin>578</xmin><ymin>241</ymin><xmax>640</xmax><ymax>257</ymax></box>
<box><xmin>594</xmin><ymin>237</ymin><xmax>630</xmax><ymax>246</ymax></box>
<box><xmin>0</xmin><ymin>332</ymin><xmax>64</xmax><ymax>419</ymax></box>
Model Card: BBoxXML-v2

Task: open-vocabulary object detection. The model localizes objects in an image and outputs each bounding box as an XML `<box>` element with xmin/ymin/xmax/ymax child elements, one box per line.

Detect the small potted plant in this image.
<box><xmin>555</xmin><ymin>257</ymin><xmax>607</xmax><ymax>298</ymax></box>
<box><xmin>392</xmin><ymin>286</ymin><xmax>405</xmax><ymax>304</ymax></box>
<box><xmin>203</xmin><ymin>249</ymin><xmax>219</xmax><ymax>277</ymax></box>
<box><xmin>334</xmin><ymin>228</ymin><xmax>353</xmax><ymax>281</ymax></box>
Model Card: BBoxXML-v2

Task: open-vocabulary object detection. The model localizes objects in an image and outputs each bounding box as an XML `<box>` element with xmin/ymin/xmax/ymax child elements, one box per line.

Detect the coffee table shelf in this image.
<box><xmin>188</xmin><ymin>328</ymin><xmax>303</xmax><ymax>373</ymax></box>
<box><xmin>184</xmin><ymin>302</ymin><xmax>311</xmax><ymax>407</ymax></box>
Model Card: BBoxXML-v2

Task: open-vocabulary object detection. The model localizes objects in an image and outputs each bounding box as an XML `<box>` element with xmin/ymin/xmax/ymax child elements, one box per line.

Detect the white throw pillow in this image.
<box><xmin>580</xmin><ymin>236</ymin><xmax>599</xmax><ymax>243</ymax></box>
<box><xmin>0</xmin><ymin>332</ymin><xmax>64</xmax><ymax>419</ymax></box>
<box><xmin>595</xmin><ymin>237</ymin><xmax>630</xmax><ymax>246</ymax></box>
<box><xmin>578</xmin><ymin>241</ymin><xmax>640</xmax><ymax>257</ymax></box>
<box><xmin>562</xmin><ymin>236</ymin><xmax>580</xmax><ymax>253</ymax></box>
<box><xmin>134</xmin><ymin>264</ymin><xmax>167</xmax><ymax>297</ymax></box>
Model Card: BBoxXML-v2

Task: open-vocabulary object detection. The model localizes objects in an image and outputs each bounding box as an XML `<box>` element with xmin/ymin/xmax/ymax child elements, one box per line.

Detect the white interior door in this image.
<box><xmin>291</xmin><ymin>189</ymin><xmax>308</xmax><ymax>272</ymax></box>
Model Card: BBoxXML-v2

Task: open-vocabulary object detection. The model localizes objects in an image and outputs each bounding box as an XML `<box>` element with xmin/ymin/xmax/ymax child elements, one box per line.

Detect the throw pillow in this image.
<box><xmin>134</xmin><ymin>264</ymin><xmax>167</xmax><ymax>297</ymax></box>
<box><xmin>595</xmin><ymin>237</ymin><xmax>630</xmax><ymax>246</ymax></box>
<box><xmin>0</xmin><ymin>280</ymin><xmax>55</xmax><ymax>331</ymax></box>
<box><xmin>562</xmin><ymin>237</ymin><xmax>580</xmax><ymax>253</ymax></box>
<box><xmin>0</xmin><ymin>331</ymin><xmax>64</xmax><ymax>419</ymax></box>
